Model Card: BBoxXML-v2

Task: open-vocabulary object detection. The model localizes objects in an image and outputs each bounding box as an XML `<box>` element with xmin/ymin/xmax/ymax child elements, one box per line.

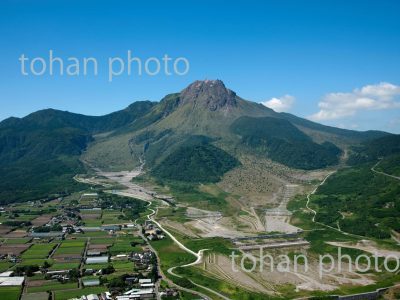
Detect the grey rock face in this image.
<box><xmin>180</xmin><ymin>79</ymin><xmax>237</xmax><ymax>111</ymax></box>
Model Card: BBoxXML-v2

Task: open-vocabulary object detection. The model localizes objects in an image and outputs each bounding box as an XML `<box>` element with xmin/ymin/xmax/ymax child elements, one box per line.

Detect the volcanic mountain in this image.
<box><xmin>0</xmin><ymin>80</ymin><xmax>393</xmax><ymax>203</ymax></box>
<box><xmin>83</xmin><ymin>80</ymin><xmax>386</xmax><ymax>170</ymax></box>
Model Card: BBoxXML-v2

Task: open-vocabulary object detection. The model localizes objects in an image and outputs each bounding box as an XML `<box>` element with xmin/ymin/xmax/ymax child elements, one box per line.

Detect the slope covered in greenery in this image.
<box><xmin>0</xmin><ymin>116</ymin><xmax>91</xmax><ymax>203</ymax></box>
<box><xmin>310</xmin><ymin>133</ymin><xmax>400</xmax><ymax>239</ymax></box>
<box><xmin>348</xmin><ymin>134</ymin><xmax>400</xmax><ymax>165</ymax></box>
<box><xmin>118</xmin><ymin>94</ymin><xmax>180</xmax><ymax>134</ymax></box>
<box><xmin>231</xmin><ymin>116</ymin><xmax>342</xmax><ymax>169</ymax></box>
<box><xmin>280</xmin><ymin>112</ymin><xmax>389</xmax><ymax>142</ymax></box>
<box><xmin>0</xmin><ymin>156</ymin><xmax>86</xmax><ymax>204</ymax></box>
<box><xmin>84</xmin><ymin>80</ymin><xmax>388</xmax><ymax>175</ymax></box>
<box><xmin>313</xmin><ymin>163</ymin><xmax>400</xmax><ymax>239</ymax></box>
<box><xmin>151</xmin><ymin>138</ymin><xmax>240</xmax><ymax>183</ymax></box>
<box><xmin>1</xmin><ymin>80</ymin><xmax>394</xmax><ymax>204</ymax></box>
<box><xmin>376</xmin><ymin>154</ymin><xmax>400</xmax><ymax>177</ymax></box>
<box><xmin>0</xmin><ymin>101</ymin><xmax>155</xmax><ymax>203</ymax></box>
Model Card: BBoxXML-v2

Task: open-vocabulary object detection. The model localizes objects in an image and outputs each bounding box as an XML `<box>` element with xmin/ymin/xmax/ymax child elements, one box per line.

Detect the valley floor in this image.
<box><xmin>74</xmin><ymin>157</ymin><xmax>400</xmax><ymax>300</ymax></box>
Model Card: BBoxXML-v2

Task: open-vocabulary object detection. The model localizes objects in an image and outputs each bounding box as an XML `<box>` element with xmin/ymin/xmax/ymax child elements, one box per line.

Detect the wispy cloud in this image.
<box><xmin>262</xmin><ymin>94</ymin><xmax>295</xmax><ymax>112</ymax></box>
<box><xmin>309</xmin><ymin>82</ymin><xmax>400</xmax><ymax>121</ymax></box>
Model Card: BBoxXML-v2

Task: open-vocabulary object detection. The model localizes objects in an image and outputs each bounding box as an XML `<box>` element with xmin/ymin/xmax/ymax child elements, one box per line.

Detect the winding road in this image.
<box><xmin>306</xmin><ymin>159</ymin><xmax>400</xmax><ymax>238</ymax></box>
<box><xmin>305</xmin><ymin>170</ymin><xmax>366</xmax><ymax>238</ymax></box>
<box><xmin>74</xmin><ymin>157</ymin><xmax>400</xmax><ymax>299</ymax></box>
<box><xmin>305</xmin><ymin>171</ymin><xmax>335</xmax><ymax>223</ymax></box>
<box><xmin>371</xmin><ymin>160</ymin><xmax>400</xmax><ymax>181</ymax></box>
<box><xmin>76</xmin><ymin>168</ymin><xmax>231</xmax><ymax>300</ymax></box>
<box><xmin>145</xmin><ymin>206</ymin><xmax>231</xmax><ymax>300</ymax></box>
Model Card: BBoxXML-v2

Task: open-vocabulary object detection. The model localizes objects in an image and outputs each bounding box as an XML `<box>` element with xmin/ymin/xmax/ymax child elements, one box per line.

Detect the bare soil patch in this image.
<box><xmin>31</xmin><ymin>215</ymin><xmax>53</xmax><ymax>227</ymax></box>
<box><xmin>0</xmin><ymin>244</ymin><xmax>31</xmax><ymax>255</ymax></box>
<box><xmin>326</xmin><ymin>240</ymin><xmax>400</xmax><ymax>258</ymax></box>
<box><xmin>88</xmin><ymin>244</ymin><xmax>110</xmax><ymax>250</ymax></box>
<box><xmin>159</xmin><ymin>219</ymin><xmax>199</xmax><ymax>238</ymax></box>
<box><xmin>27</xmin><ymin>280</ymin><xmax>47</xmax><ymax>287</ymax></box>
<box><xmin>0</xmin><ymin>226</ymin><xmax>12</xmax><ymax>235</ymax></box>
<box><xmin>53</xmin><ymin>253</ymin><xmax>82</xmax><ymax>262</ymax></box>
<box><xmin>5</xmin><ymin>230</ymin><xmax>27</xmax><ymax>238</ymax></box>
<box><xmin>80</xmin><ymin>214</ymin><xmax>101</xmax><ymax>220</ymax></box>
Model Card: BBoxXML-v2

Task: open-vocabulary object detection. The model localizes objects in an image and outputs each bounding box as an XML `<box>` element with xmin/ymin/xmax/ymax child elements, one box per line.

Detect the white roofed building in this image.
<box><xmin>85</xmin><ymin>256</ymin><xmax>109</xmax><ymax>264</ymax></box>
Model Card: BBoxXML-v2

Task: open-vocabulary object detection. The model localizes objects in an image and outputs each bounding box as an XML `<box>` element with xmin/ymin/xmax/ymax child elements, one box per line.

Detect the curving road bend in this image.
<box><xmin>83</xmin><ymin>168</ymin><xmax>231</xmax><ymax>300</ymax></box>
<box><xmin>305</xmin><ymin>171</ymin><xmax>336</xmax><ymax>223</ymax></box>
<box><xmin>305</xmin><ymin>171</ymin><xmax>365</xmax><ymax>238</ymax></box>
<box><xmin>371</xmin><ymin>160</ymin><xmax>400</xmax><ymax>181</ymax></box>
<box><xmin>146</xmin><ymin>207</ymin><xmax>232</xmax><ymax>300</ymax></box>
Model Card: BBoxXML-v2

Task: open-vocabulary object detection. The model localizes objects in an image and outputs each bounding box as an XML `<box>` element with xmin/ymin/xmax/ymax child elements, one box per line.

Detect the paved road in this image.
<box><xmin>48</xmin><ymin>242</ymin><xmax>61</xmax><ymax>259</ymax></box>
<box><xmin>78</xmin><ymin>238</ymin><xmax>90</xmax><ymax>288</ymax></box>
<box><xmin>91</xmin><ymin>168</ymin><xmax>229</xmax><ymax>300</ymax></box>
<box><xmin>306</xmin><ymin>172</ymin><xmax>335</xmax><ymax>223</ymax></box>
<box><xmin>146</xmin><ymin>208</ymin><xmax>232</xmax><ymax>300</ymax></box>
<box><xmin>147</xmin><ymin>207</ymin><xmax>199</xmax><ymax>257</ymax></box>
<box><xmin>139</xmin><ymin>224</ymin><xmax>212</xmax><ymax>300</ymax></box>
<box><xmin>371</xmin><ymin>160</ymin><xmax>400</xmax><ymax>181</ymax></box>
<box><xmin>305</xmin><ymin>171</ymin><xmax>365</xmax><ymax>239</ymax></box>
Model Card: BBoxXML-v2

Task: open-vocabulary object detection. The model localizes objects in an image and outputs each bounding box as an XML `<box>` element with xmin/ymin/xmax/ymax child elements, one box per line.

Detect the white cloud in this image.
<box><xmin>262</xmin><ymin>94</ymin><xmax>295</xmax><ymax>112</ymax></box>
<box><xmin>309</xmin><ymin>82</ymin><xmax>400</xmax><ymax>121</ymax></box>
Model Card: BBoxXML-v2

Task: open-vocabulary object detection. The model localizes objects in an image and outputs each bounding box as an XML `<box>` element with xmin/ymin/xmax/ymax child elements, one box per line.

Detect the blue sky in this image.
<box><xmin>1</xmin><ymin>0</ymin><xmax>399</xmax><ymax>132</ymax></box>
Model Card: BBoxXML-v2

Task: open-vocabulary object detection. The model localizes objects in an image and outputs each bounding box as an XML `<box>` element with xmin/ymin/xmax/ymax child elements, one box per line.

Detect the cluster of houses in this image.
<box><xmin>131</xmin><ymin>250</ymin><xmax>154</xmax><ymax>272</ymax></box>
<box><xmin>49</xmin><ymin>214</ymin><xmax>75</xmax><ymax>227</ymax></box>
<box><xmin>73</xmin><ymin>278</ymin><xmax>180</xmax><ymax>300</ymax></box>
<box><xmin>0</xmin><ymin>253</ymin><xmax>19</xmax><ymax>263</ymax></box>
<box><xmin>72</xmin><ymin>279</ymin><xmax>156</xmax><ymax>300</ymax></box>
<box><xmin>69</xmin><ymin>278</ymin><xmax>158</xmax><ymax>299</ymax></box>
<box><xmin>143</xmin><ymin>221</ymin><xmax>165</xmax><ymax>241</ymax></box>
<box><xmin>1</xmin><ymin>191</ymin><xmax>181</xmax><ymax>299</ymax></box>
<box><xmin>115</xmin><ymin>278</ymin><xmax>155</xmax><ymax>299</ymax></box>
<box><xmin>46</xmin><ymin>270</ymin><xmax>71</xmax><ymax>282</ymax></box>
<box><xmin>29</xmin><ymin>224</ymin><xmax>131</xmax><ymax>240</ymax></box>
<box><xmin>160</xmin><ymin>288</ymin><xmax>179</xmax><ymax>298</ymax></box>
<box><xmin>25</xmin><ymin>191</ymin><xmax>141</xmax><ymax>242</ymax></box>
<box><xmin>71</xmin><ymin>293</ymin><xmax>105</xmax><ymax>300</ymax></box>
<box><xmin>0</xmin><ymin>269</ymin><xmax>170</xmax><ymax>299</ymax></box>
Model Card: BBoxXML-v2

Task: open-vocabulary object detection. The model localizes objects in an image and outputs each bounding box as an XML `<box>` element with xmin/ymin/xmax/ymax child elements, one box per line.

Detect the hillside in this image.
<box><xmin>313</xmin><ymin>163</ymin><xmax>400</xmax><ymax>238</ymax></box>
<box><xmin>348</xmin><ymin>134</ymin><xmax>400</xmax><ymax>165</ymax></box>
<box><xmin>86</xmin><ymin>80</ymin><xmax>386</xmax><ymax>173</ymax></box>
<box><xmin>151</xmin><ymin>136</ymin><xmax>240</xmax><ymax>183</ymax></box>
<box><xmin>280</xmin><ymin>112</ymin><xmax>388</xmax><ymax>144</ymax></box>
<box><xmin>0</xmin><ymin>79</ymin><xmax>394</xmax><ymax>203</ymax></box>
<box><xmin>230</xmin><ymin>116</ymin><xmax>342</xmax><ymax>169</ymax></box>
<box><xmin>376</xmin><ymin>154</ymin><xmax>400</xmax><ymax>176</ymax></box>
<box><xmin>0</xmin><ymin>101</ymin><xmax>155</xmax><ymax>203</ymax></box>
<box><xmin>310</xmin><ymin>133</ymin><xmax>400</xmax><ymax>238</ymax></box>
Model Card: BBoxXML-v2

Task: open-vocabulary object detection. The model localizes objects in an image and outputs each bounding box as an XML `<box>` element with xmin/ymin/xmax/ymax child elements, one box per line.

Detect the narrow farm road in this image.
<box><xmin>77</xmin><ymin>167</ymin><xmax>230</xmax><ymax>300</ymax></box>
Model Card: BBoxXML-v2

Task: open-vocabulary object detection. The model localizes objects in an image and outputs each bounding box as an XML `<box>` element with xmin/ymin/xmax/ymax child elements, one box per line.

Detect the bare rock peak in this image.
<box><xmin>180</xmin><ymin>79</ymin><xmax>237</xmax><ymax>111</ymax></box>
